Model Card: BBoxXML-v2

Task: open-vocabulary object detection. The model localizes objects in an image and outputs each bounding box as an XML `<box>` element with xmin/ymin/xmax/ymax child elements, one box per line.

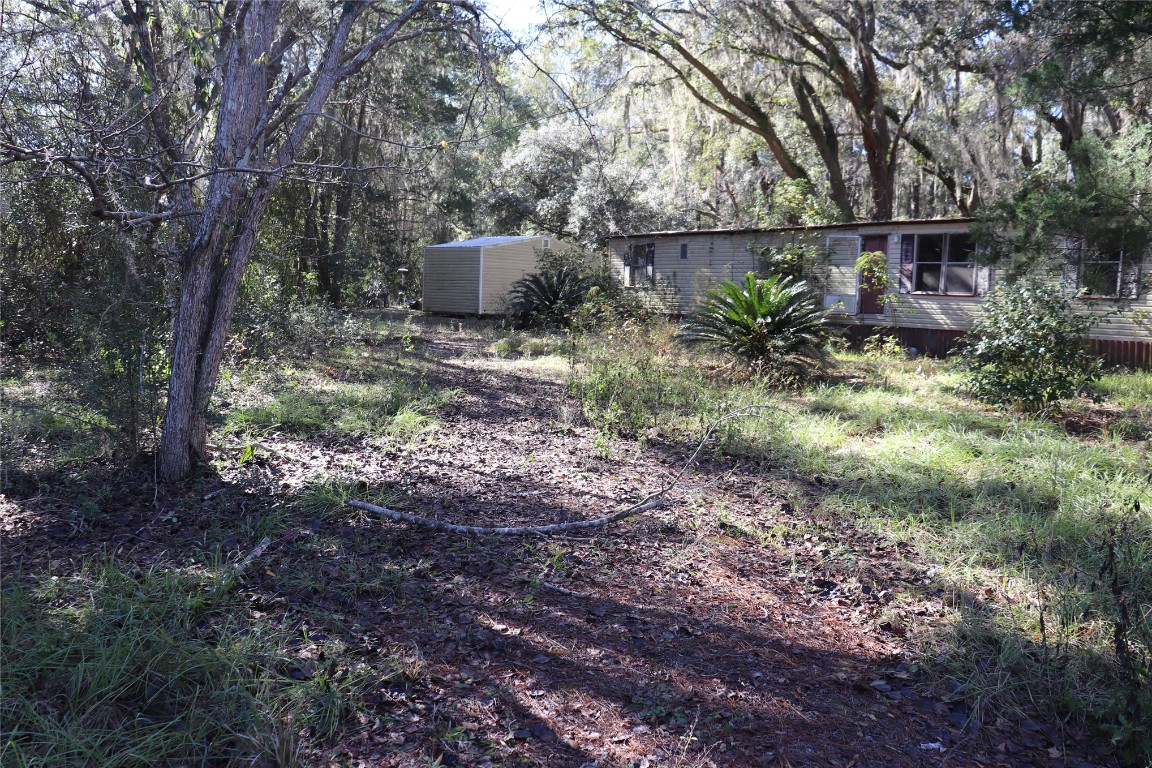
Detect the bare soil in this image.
<box><xmin>1</xmin><ymin>314</ymin><xmax>1114</xmax><ymax>768</ymax></box>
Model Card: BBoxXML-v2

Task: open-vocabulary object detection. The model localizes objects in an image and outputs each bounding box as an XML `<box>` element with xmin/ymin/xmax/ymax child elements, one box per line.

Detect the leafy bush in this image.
<box><xmin>674</xmin><ymin>273</ymin><xmax>830</xmax><ymax>374</ymax></box>
<box><xmin>529</xmin><ymin>247</ymin><xmax>660</xmax><ymax>329</ymax></box>
<box><xmin>959</xmin><ymin>278</ymin><xmax>1101</xmax><ymax>410</ymax></box>
<box><xmin>759</xmin><ymin>241</ymin><xmax>824</xmax><ymax>284</ymax></box>
<box><xmin>508</xmin><ymin>268</ymin><xmax>593</xmax><ymax>328</ymax></box>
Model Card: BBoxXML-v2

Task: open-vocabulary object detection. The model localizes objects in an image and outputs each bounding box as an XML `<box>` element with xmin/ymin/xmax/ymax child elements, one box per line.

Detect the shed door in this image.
<box><xmin>859</xmin><ymin>235</ymin><xmax>888</xmax><ymax>314</ymax></box>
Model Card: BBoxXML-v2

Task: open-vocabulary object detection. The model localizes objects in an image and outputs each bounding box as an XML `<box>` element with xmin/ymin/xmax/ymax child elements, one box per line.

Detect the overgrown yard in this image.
<box><xmin>3</xmin><ymin>310</ymin><xmax>1150</xmax><ymax>768</ymax></box>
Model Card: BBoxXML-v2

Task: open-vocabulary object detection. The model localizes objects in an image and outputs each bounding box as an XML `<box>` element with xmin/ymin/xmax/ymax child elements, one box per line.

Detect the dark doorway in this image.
<box><xmin>859</xmin><ymin>235</ymin><xmax>888</xmax><ymax>314</ymax></box>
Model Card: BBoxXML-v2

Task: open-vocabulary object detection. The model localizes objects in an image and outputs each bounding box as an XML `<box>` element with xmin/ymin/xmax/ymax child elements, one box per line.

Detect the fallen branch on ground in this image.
<box><xmin>232</xmin><ymin>536</ymin><xmax>272</xmax><ymax>577</ymax></box>
<box><xmin>346</xmin><ymin>494</ymin><xmax>666</xmax><ymax>535</ymax></box>
<box><xmin>345</xmin><ymin>404</ymin><xmax>780</xmax><ymax>535</ymax></box>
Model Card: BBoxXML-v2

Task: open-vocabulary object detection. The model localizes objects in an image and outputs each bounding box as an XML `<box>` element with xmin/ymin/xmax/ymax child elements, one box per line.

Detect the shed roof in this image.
<box><xmin>426</xmin><ymin>235</ymin><xmax>545</xmax><ymax>249</ymax></box>
<box><xmin>605</xmin><ymin>217</ymin><xmax>977</xmax><ymax>240</ymax></box>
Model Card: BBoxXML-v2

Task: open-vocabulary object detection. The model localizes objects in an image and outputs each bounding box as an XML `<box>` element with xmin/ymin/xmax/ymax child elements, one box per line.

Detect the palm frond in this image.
<box><xmin>675</xmin><ymin>273</ymin><xmax>830</xmax><ymax>368</ymax></box>
<box><xmin>509</xmin><ymin>268</ymin><xmax>593</xmax><ymax>327</ymax></box>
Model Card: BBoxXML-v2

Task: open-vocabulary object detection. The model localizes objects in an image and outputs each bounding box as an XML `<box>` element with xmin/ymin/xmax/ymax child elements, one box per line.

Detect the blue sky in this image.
<box><xmin>483</xmin><ymin>0</ymin><xmax>546</xmax><ymax>34</ymax></box>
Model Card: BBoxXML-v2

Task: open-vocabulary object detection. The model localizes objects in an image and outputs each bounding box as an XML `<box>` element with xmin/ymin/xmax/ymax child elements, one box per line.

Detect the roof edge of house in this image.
<box><xmin>605</xmin><ymin>217</ymin><xmax>978</xmax><ymax>240</ymax></box>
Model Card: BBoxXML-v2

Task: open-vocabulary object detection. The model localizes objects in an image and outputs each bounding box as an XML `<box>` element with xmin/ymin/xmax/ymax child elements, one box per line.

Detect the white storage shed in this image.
<box><xmin>422</xmin><ymin>235</ymin><xmax>564</xmax><ymax>316</ymax></box>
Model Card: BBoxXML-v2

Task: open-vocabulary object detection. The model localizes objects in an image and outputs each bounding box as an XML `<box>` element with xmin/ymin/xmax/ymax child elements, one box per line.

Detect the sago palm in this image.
<box><xmin>675</xmin><ymin>273</ymin><xmax>830</xmax><ymax>367</ymax></box>
<box><xmin>508</xmin><ymin>268</ymin><xmax>593</xmax><ymax>327</ymax></box>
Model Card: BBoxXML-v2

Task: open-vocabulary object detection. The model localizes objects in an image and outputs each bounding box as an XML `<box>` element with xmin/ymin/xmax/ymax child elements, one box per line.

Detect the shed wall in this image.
<box><xmin>480</xmin><ymin>239</ymin><xmax>546</xmax><ymax>315</ymax></box>
<box><xmin>422</xmin><ymin>247</ymin><xmax>481</xmax><ymax>314</ymax></box>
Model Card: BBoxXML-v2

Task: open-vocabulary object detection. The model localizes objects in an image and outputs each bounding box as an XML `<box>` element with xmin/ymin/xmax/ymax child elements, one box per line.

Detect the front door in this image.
<box><xmin>858</xmin><ymin>235</ymin><xmax>888</xmax><ymax>314</ymax></box>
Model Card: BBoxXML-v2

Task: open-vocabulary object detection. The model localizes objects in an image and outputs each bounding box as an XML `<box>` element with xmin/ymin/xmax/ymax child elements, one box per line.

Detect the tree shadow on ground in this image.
<box><xmin>259</xmin><ymin>511</ymin><xmax>993</xmax><ymax>768</ymax></box>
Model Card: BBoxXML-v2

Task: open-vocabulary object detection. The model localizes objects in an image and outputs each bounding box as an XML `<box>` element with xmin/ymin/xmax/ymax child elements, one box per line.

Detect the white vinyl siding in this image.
<box><xmin>422</xmin><ymin>247</ymin><xmax>481</xmax><ymax>314</ymax></box>
<box><xmin>609</xmin><ymin>233</ymin><xmax>762</xmax><ymax>313</ymax></box>
<box><xmin>422</xmin><ymin>236</ymin><xmax>574</xmax><ymax>316</ymax></box>
<box><xmin>606</xmin><ymin>224</ymin><xmax>1151</xmax><ymax>348</ymax></box>
<box><xmin>480</xmin><ymin>239</ymin><xmax>547</xmax><ymax>315</ymax></box>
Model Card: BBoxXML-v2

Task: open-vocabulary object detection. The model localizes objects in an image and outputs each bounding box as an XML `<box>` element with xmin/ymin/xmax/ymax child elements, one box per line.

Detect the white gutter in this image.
<box><xmin>477</xmin><ymin>245</ymin><xmax>485</xmax><ymax>315</ymax></box>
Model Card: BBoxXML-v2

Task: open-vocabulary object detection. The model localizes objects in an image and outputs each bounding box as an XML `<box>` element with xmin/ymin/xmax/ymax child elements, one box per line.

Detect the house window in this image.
<box><xmin>910</xmin><ymin>233</ymin><xmax>976</xmax><ymax>294</ymax></box>
<box><xmin>679</xmin><ymin>243</ymin><xmax>689</xmax><ymax>260</ymax></box>
<box><xmin>541</xmin><ymin>238</ymin><xmax>551</xmax><ymax>250</ymax></box>
<box><xmin>1064</xmin><ymin>239</ymin><xmax>1142</xmax><ymax>299</ymax></box>
<box><xmin>1081</xmin><ymin>249</ymin><xmax>1125</xmax><ymax>298</ymax></box>
<box><xmin>625</xmin><ymin>242</ymin><xmax>655</xmax><ymax>287</ymax></box>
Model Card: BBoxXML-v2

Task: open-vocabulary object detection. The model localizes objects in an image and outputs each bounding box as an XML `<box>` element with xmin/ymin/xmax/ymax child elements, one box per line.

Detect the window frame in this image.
<box><xmin>624</xmin><ymin>242</ymin><xmax>655</xmax><ymax>287</ymax></box>
<box><xmin>1062</xmin><ymin>237</ymin><xmax>1143</xmax><ymax>300</ymax></box>
<box><xmin>909</xmin><ymin>232</ymin><xmax>977</xmax><ymax>296</ymax></box>
<box><xmin>1079</xmin><ymin>246</ymin><xmax>1127</xmax><ymax>299</ymax></box>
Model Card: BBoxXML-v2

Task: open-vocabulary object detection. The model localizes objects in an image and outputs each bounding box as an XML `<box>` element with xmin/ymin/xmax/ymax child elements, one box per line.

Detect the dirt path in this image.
<box><xmin>1</xmin><ymin>319</ymin><xmax>1107</xmax><ymax>767</ymax></box>
<box><xmin>268</xmin><ymin>329</ymin><xmax>1085</xmax><ymax>768</ymax></box>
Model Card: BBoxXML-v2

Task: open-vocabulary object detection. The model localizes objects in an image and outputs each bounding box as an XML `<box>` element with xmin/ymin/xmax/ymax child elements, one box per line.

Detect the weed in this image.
<box><xmin>571</xmin><ymin>325</ymin><xmax>707</xmax><ymax>437</ymax></box>
<box><xmin>591</xmin><ymin>429</ymin><xmax>612</xmax><ymax>459</ymax></box>
<box><xmin>571</xmin><ymin>330</ymin><xmax>1152</xmax><ymax>753</ymax></box>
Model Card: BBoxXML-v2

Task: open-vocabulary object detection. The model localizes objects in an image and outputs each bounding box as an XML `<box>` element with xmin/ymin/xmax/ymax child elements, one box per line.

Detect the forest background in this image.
<box><xmin>2</xmin><ymin>0</ymin><xmax>1150</xmax><ymax>474</ymax></box>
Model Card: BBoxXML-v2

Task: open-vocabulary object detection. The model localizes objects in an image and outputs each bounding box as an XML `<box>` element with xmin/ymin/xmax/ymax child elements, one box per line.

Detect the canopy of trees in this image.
<box><xmin>3</xmin><ymin>0</ymin><xmax>1150</xmax><ymax>478</ymax></box>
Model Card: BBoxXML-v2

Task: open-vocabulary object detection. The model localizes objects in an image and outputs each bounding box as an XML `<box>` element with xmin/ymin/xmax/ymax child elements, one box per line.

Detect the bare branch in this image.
<box><xmin>348</xmin><ymin>494</ymin><xmax>667</xmax><ymax>535</ymax></box>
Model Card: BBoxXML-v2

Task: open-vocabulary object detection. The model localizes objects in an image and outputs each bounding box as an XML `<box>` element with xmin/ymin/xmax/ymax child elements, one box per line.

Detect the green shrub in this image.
<box><xmin>959</xmin><ymin>279</ymin><xmax>1101</xmax><ymax>410</ymax></box>
<box><xmin>533</xmin><ymin>247</ymin><xmax>660</xmax><ymax>330</ymax></box>
<box><xmin>674</xmin><ymin>273</ymin><xmax>830</xmax><ymax>374</ymax></box>
<box><xmin>508</xmin><ymin>268</ymin><xmax>593</xmax><ymax>328</ymax></box>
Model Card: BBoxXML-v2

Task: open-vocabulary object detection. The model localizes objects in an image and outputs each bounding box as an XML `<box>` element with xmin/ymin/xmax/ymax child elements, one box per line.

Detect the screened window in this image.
<box><xmin>1081</xmin><ymin>249</ymin><xmax>1125</xmax><ymax>298</ymax></box>
<box><xmin>1064</xmin><ymin>239</ymin><xmax>1141</xmax><ymax>299</ymax></box>
<box><xmin>625</xmin><ymin>243</ymin><xmax>655</xmax><ymax>287</ymax></box>
<box><xmin>680</xmin><ymin>243</ymin><xmax>689</xmax><ymax>260</ymax></box>
<box><xmin>912</xmin><ymin>233</ymin><xmax>976</xmax><ymax>295</ymax></box>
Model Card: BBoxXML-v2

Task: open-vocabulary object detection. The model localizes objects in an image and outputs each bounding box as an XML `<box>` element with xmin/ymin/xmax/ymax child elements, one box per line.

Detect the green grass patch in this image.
<box><xmin>489</xmin><ymin>331</ymin><xmax>572</xmax><ymax>359</ymax></box>
<box><xmin>222</xmin><ymin>372</ymin><xmax>458</xmax><ymax>443</ymax></box>
<box><xmin>570</xmin><ymin>338</ymin><xmax>1152</xmax><ymax>759</ymax></box>
<box><xmin>0</xmin><ymin>560</ymin><xmax>390</xmax><ymax>767</ymax></box>
<box><xmin>1095</xmin><ymin>369</ymin><xmax>1152</xmax><ymax>409</ymax></box>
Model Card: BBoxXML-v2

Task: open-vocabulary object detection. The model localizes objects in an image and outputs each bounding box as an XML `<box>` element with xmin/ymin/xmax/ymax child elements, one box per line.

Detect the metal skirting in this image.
<box><xmin>1090</xmin><ymin>338</ymin><xmax>1152</xmax><ymax>369</ymax></box>
<box><xmin>836</xmin><ymin>324</ymin><xmax>1152</xmax><ymax>369</ymax></box>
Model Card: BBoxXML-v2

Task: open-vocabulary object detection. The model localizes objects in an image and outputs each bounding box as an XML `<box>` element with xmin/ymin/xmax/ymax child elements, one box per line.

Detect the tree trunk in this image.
<box><xmin>3</xmin><ymin>0</ymin><xmax>448</xmax><ymax>481</ymax></box>
<box><xmin>158</xmin><ymin>2</ymin><xmax>281</xmax><ymax>480</ymax></box>
<box><xmin>790</xmin><ymin>70</ymin><xmax>854</xmax><ymax>221</ymax></box>
<box><xmin>327</xmin><ymin>95</ymin><xmax>368</xmax><ymax>307</ymax></box>
<box><xmin>315</xmin><ymin>184</ymin><xmax>335</xmax><ymax>303</ymax></box>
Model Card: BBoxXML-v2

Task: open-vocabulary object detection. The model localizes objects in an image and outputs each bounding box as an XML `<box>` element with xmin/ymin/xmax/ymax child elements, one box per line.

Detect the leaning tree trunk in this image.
<box><xmin>159</xmin><ymin>185</ymin><xmax>275</xmax><ymax>480</ymax></box>
<box><xmin>157</xmin><ymin>2</ymin><xmax>280</xmax><ymax>481</ymax></box>
<box><xmin>155</xmin><ymin>0</ymin><xmax>439</xmax><ymax>480</ymax></box>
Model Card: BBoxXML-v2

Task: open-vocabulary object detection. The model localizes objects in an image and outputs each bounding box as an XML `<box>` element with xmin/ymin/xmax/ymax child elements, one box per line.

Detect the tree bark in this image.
<box><xmin>157</xmin><ymin>0</ymin><xmax>445</xmax><ymax>480</ymax></box>
<box><xmin>0</xmin><ymin>0</ymin><xmax>476</xmax><ymax>480</ymax></box>
<box><xmin>782</xmin><ymin>0</ymin><xmax>897</xmax><ymax>220</ymax></box>
<box><xmin>159</xmin><ymin>2</ymin><xmax>282</xmax><ymax>481</ymax></box>
<box><xmin>326</xmin><ymin>94</ymin><xmax>369</xmax><ymax>306</ymax></box>
<box><xmin>790</xmin><ymin>70</ymin><xmax>854</xmax><ymax>221</ymax></box>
